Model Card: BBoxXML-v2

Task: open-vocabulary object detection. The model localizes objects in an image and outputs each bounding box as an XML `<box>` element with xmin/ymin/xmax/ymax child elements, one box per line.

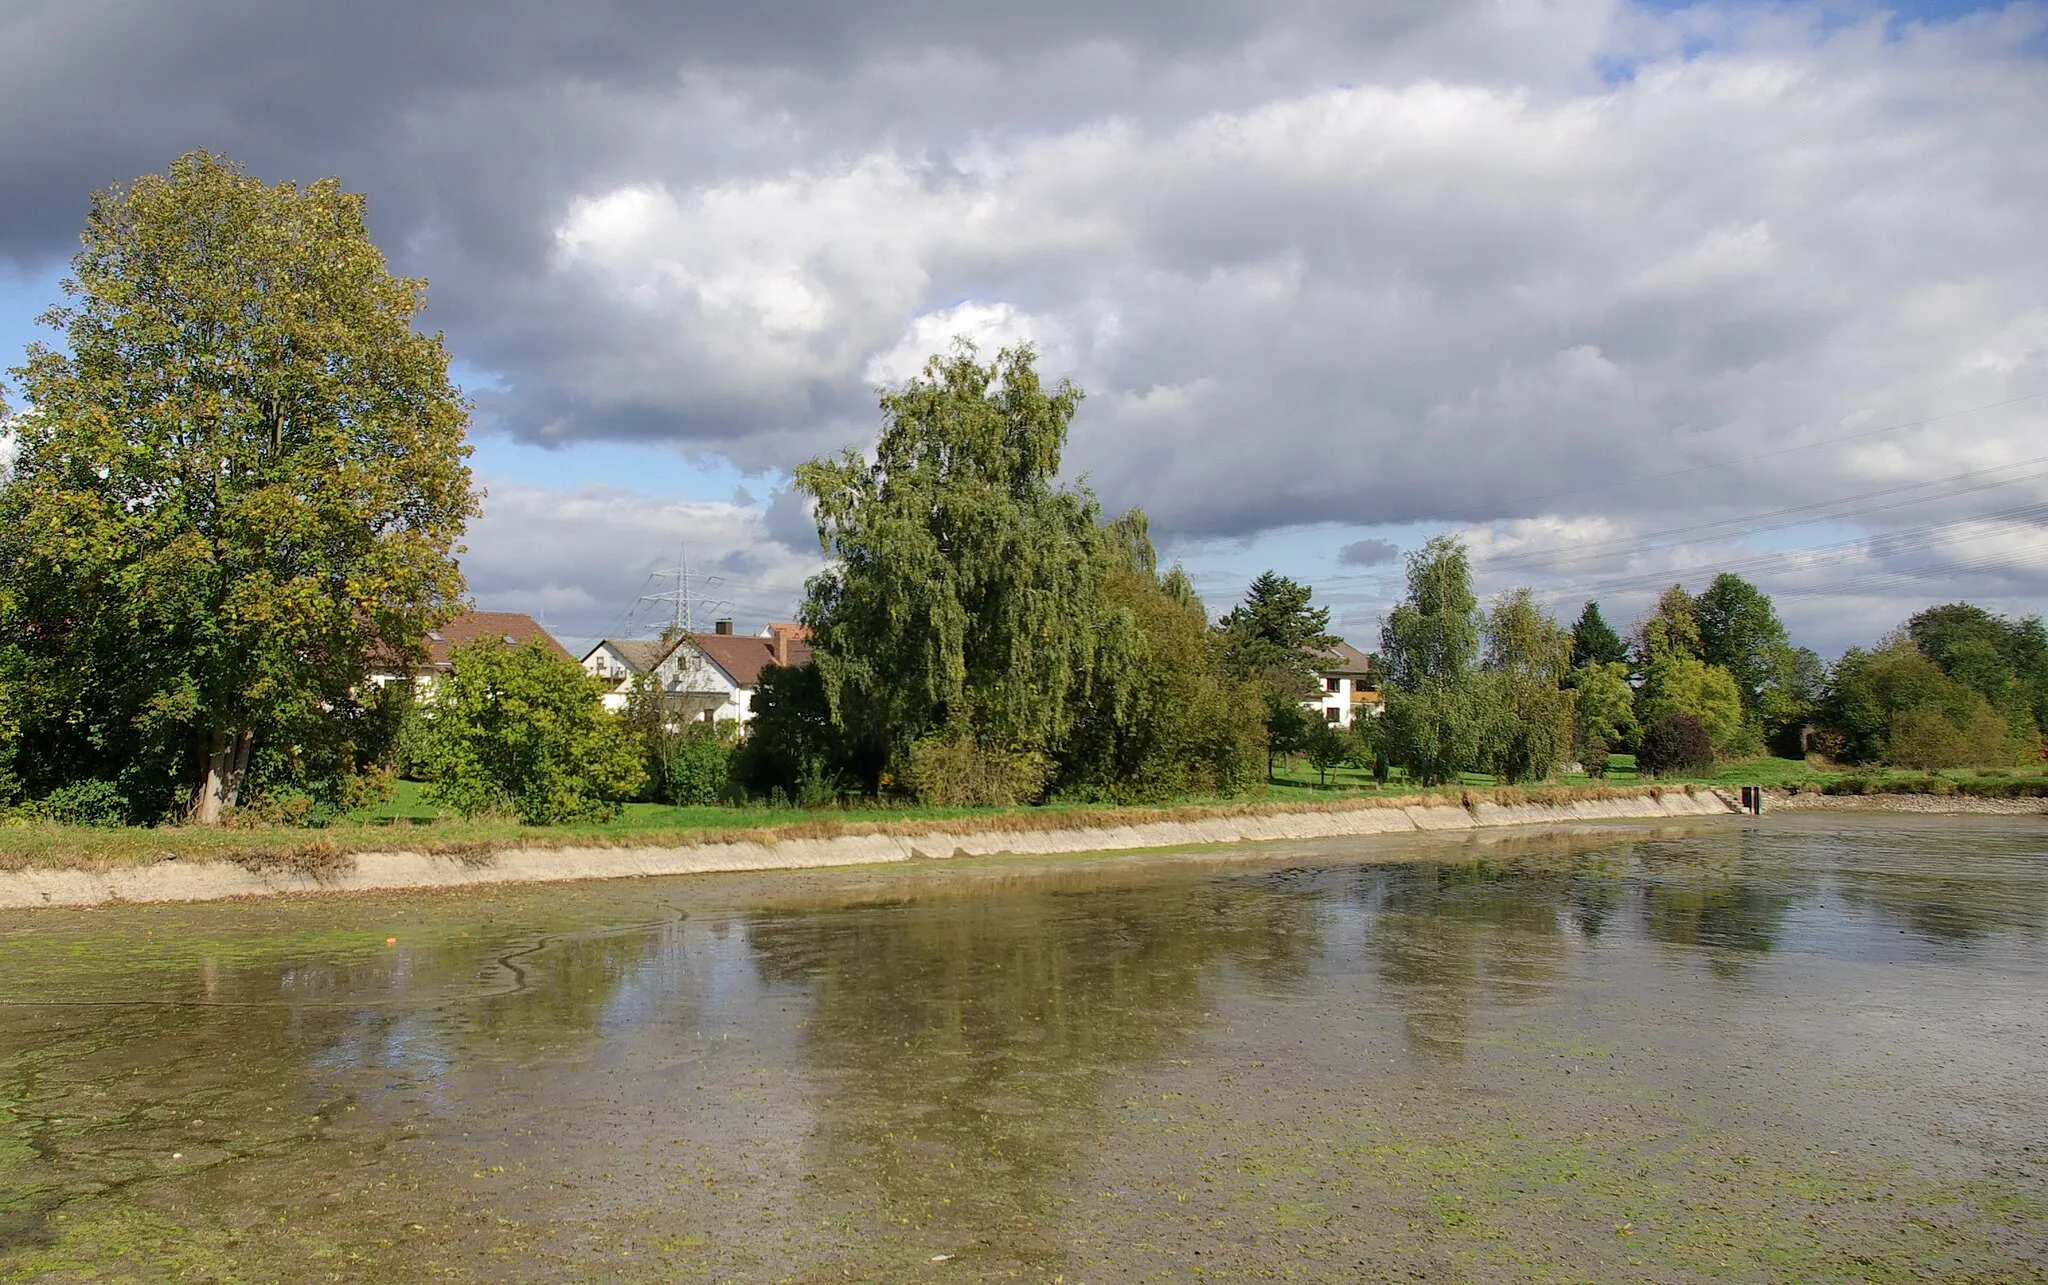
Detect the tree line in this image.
<box><xmin>3</xmin><ymin>152</ymin><xmax>2041</xmax><ymax>829</ymax></box>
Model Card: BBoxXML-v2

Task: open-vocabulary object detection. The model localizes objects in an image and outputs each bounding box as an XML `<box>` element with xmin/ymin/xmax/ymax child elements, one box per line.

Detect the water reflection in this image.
<box><xmin>743</xmin><ymin>871</ymin><xmax>1325</xmax><ymax>1253</ymax></box>
<box><xmin>0</xmin><ymin>816</ymin><xmax>2042</xmax><ymax>1278</ymax></box>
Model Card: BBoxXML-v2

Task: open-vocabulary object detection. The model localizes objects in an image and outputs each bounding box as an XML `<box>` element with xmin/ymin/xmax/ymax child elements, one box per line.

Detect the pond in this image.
<box><xmin>1</xmin><ymin>814</ymin><xmax>2044</xmax><ymax>1281</ymax></box>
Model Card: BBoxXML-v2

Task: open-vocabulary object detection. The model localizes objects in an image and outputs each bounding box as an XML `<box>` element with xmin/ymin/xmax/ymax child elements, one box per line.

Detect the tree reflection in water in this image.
<box><xmin>743</xmin><ymin>865</ymin><xmax>1325</xmax><ymax>1253</ymax></box>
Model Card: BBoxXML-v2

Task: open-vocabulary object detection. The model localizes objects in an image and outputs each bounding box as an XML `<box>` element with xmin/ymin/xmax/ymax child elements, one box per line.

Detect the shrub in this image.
<box><xmin>661</xmin><ymin>732</ymin><xmax>731</xmax><ymax>807</ymax></box>
<box><xmin>1637</xmin><ymin>714</ymin><xmax>1713</xmax><ymax>778</ymax></box>
<box><xmin>903</xmin><ymin>734</ymin><xmax>1051</xmax><ymax>807</ymax></box>
<box><xmin>416</xmin><ymin>639</ymin><xmax>647</xmax><ymax>824</ymax></box>
<box><xmin>1576</xmin><ymin>735</ymin><xmax>1610</xmax><ymax>779</ymax></box>
<box><xmin>38</xmin><ymin>779</ymin><xmax>130</xmax><ymax>827</ymax></box>
<box><xmin>1305</xmin><ymin>719</ymin><xmax>1350</xmax><ymax>787</ymax></box>
<box><xmin>1885</xmin><ymin>699</ymin><xmax>2024</xmax><ymax>770</ymax></box>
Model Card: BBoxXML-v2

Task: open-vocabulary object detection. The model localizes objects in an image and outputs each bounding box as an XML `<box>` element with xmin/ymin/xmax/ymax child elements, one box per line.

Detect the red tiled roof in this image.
<box><xmin>419</xmin><ymin>611</ymin><xmax>573</xmax><ymax>670</ymax></box>
<box><xmin>689</xmin><ymin>631</ymin><xmax>815</xmax><ymax>688</ymax></box>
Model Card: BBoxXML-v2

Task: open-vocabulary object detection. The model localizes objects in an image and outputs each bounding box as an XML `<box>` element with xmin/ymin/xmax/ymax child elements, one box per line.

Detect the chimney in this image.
<box><xmin>714</xmin><ymin>619</ymin><xmax>733</xmax><ymax>636</ymax></box>
<box><xmin>772</xmin><ymin>624</ymin><xmax>790</xmax><ymax>668</ymax></box>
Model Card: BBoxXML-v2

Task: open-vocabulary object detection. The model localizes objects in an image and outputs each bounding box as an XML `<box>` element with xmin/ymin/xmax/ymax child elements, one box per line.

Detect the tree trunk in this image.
<box><xmin>191</xmin><ymin>728</ymin><xmax>254</xmax><ymax>825</ymax></box>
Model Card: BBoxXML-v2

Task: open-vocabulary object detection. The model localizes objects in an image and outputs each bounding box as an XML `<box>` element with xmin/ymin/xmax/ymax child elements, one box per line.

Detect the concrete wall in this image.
<box><xmin>0</xmin><ymin>789</ymin><xmax>1737</xmax><ymax>910</ymax></box>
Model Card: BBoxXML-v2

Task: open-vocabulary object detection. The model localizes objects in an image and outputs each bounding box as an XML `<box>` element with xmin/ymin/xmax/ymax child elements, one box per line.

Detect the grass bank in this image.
<box><xmin>6</xmin><ymin>759</ymin><xmax>2043</xmax><ymax>877</ymax></box>
<box><xmin>0</xmin><ymin>781</ymin><xmax>1708</xmax><ymax>875</ymax></box>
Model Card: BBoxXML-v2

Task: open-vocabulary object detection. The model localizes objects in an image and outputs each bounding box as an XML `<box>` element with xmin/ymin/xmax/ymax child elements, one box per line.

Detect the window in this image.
<box><xmin>1325</xmin><ymin>707</ymin><xmax>1342</xmax><ymax>722</ymax></box>
<box><xmin>1323</xmin><ymin>675</ymin><xmax>1339</xmax><ymax>692</ymax></box>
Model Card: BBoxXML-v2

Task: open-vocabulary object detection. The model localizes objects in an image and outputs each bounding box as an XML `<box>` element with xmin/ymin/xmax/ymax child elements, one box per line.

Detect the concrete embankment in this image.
<box><xmin>0</xmin><ymin>789</ymin><xmax>1741</xmax><ymax>910</ymax></box>
<box><xmin>1764</xmin><ymin>789</ymin><xmax>2048</xmax><ymax>816</ymax></box>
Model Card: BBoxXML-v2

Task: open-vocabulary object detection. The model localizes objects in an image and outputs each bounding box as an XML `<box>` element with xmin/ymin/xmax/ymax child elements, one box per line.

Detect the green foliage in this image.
<box><xmin>0</xmin><ymin>151</ymin><xmax>477</xmax><ymax>824</ymax></box>
<box><xmin>1380</xmin><ymin>538</ymin><xmax>1485</xmax><ymax>786</ymax></box>
<box><xmin>1570</xmin><ymin>601</ymin><xmax>1629</xmax><ymax>668</ymax></box>
<box><xmin>1695</xmin><ymin>573</ymin><xmax>1790</xmax><ymax>708</ymax></box>
<box><xmin>796</xmin><ymin>342</ymin><xmax>1127</xmax><ymax>769</ymax></box>
<box><xmin>1906</xmin><ymin>603</ymin><xmax>2048</xmax><ymax>740</ymax></box>
<box><xmin>1261</xmin><ymin>688</ymin><xmax>1316</xmax><ymax>780</ymax></box>
<box><xmin>1638</xmin><ymin>714</ymin><xmax>1714</xmax><ymax>778</ymax></box>
<box><xmin>731</xmin><ymin>662</ymin><xmax>878</xmax><ymax>801</ymax></box>
<box><xmin>415</xmin><ymin>639</ymin><xmax>646</xmax><ymax>824</ymax></box>
<box><xmin>1634</xmin><ymin>585</ymin><xmax>1702</xmax><ymax>668</ymax></box>
<box><xmin>1220</xmin><ymin>569</ymin><xmax>1340</xmax><ymax>782</ymax></box>
<box><xmin>1573</xmin><ymin>661</ymin><xmax>1639</xmax><ymax>754</ymax></box>
<box><xmin>1382</xmin><ymin>683</ymin><xmax>1487</xmax><ymax>786</ymax></box>
<box><xmin>1381</xmin><ymin>536</ymin><xmax>1479</xmax><ymax>689</ymax></box>
<box><xmin>1884</xmin><ymin>702</ymin><xmax>2025</xmax><ymax>771</ymax></box>
<box><xmin>1304</xmin><ymin>718</ymin><xmax>1350</xmax><ymax>787</ymax></box>
<box><xmin>1823</xmin><ymin>637</ymin><xmax>2030</xmax><ymax>768</ymax></box>
<box><xmin>1477</xmin><ymin>589</ymin><xmax>1575</xmax><ymax>783</ymax></box>
<box><xmin>616</xmin><ymin>662</ymin><xmax>741</xmax><ymax>806</ymax></box>
<box><xmin>1055</xmin><ymin>560</ymin><xmax>1264</xmax><ymax>802</ymax></box>
<box><xmin>1633</xmin><ymin>588</ymin><xmax>1744</xmax><ymax>754</ymax></box>
<box><xmin>1220</xmin><ymin>570</ymin><xmax>1338</xmax><ymax>692</ymax></box>
<box><xmin>661</xmin><ymin>726</ymin><xmax>735</xmax><ymax>807</ymax></box>
<box><xmin>790</xmin><ymin>344</ymin><xmax>1257</xmax><ymax>805</ymax></box>
<box><xmin>36</xmin><ymin>780</ymin><xmax>130</xmax><ymax>828</ymax></box>
<box><xmin>902</xmin><ymin>733</ymin><xmax>1053</xmax><ymax>808</ymax></box>
<box><xmin>1636</xmin><ymin>650</ymin><xmax>1746</xmax><ymax>754</ymax></box>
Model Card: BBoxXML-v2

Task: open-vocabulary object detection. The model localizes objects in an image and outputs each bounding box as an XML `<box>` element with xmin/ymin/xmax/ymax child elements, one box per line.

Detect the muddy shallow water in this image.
<box><xmin>1</xmin><ymin>814</ymin><xmax>2044</xmax><ymax>1282</ymax></box>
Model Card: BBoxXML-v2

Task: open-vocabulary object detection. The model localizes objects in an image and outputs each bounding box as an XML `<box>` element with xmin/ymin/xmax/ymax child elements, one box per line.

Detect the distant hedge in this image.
<box><xmin>1821</xmin><ymin>775</ymin><xmax>2048</xmax><ymax>798</ymax></box>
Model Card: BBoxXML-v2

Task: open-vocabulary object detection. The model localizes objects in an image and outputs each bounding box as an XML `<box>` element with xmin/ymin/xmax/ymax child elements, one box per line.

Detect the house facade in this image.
<box><xmin>1306</xmin><ymin>640</ymin><xmax>1380</xmax><ymax>728</ymax></box>
<box><xmin>580</xmin><ymin>621</ymin><xmax>813</xmax><ymax>723</ymax></box>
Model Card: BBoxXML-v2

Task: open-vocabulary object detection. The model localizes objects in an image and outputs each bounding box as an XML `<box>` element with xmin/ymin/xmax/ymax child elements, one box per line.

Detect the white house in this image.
<box><xmin>1305</xmin><ymin>640</ymin><xmax>1379</xmax><ymax>728</ymax></box>
<box><xmin>579</xmin><ymin>621</ymin><xmax>813</xmax><ymax>723</ymax></box>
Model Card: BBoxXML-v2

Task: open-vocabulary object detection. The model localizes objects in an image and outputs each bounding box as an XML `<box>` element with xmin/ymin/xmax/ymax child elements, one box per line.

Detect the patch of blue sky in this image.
<box><xmin>466</xmin><ymin>432</ymin><xmax>781</xmax><ymax>508</ymax></box>
<box><xmin>0</xmin><ymin>261</ymin><xmax>67</xmax><ymax>401</ymax></box>
<box><xmin>1160</xmin><ymin>519</ymin><xmax>1442</xmax><ymax>639</ymax></box>
<box><xmin>1609</xmin><ymin>0</ymin><xmax>2026</xmax><ymax>77</ymax></box>
<box><xmin>1633</xmin><ymin>0</ymin><xmax>2009</xmax><ymax>17</ymax></box>
<box><xmin>448</xmin><ymin>359</ymin><xmax>781</xmax><ymax>506</ymax></box>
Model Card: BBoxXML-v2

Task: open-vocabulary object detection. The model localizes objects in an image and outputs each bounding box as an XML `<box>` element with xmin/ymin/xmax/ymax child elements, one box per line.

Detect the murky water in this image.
<box><xmin>2</xmin><ymin>814</ymin><xmax>2045</xmax><ymax>1282</ymax></box>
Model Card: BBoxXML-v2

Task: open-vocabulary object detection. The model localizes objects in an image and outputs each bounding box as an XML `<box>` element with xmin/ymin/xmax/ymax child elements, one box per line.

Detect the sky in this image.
<box><xmin>2</xmin><ymin>0</ymin><xmax>2044</xmax><ymax>659</ymax></box>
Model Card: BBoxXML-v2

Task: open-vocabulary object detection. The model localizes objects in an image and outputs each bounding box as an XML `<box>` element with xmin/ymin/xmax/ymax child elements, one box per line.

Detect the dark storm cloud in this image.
<box><xmin>5</xmin><ymin>0</ymin><xmax>2045</xmax><ymax>647</ymax></box>
<box><xmin>1337</xmin><ymin>539</ymin><xmax>1399</xmax><ymax>568</ymax></box>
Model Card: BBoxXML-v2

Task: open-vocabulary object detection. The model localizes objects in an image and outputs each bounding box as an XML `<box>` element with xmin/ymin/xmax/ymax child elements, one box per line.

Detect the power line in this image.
<box><xmin>1470</xmin><ymin>455</ymin><xmax>2048</xmax><ymax>575</ymax></box>
<box><xmin>1523</xmin><ymin>500</ymin><xmax>2048</xmax><ymax>603</ymax></box>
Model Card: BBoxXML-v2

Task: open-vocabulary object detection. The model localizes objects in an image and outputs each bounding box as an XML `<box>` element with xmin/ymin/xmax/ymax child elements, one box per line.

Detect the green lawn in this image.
<box><xmin>7</xmin><ymin>760</ymin><xmax>2042</xmax><ymax>875</ymax></box>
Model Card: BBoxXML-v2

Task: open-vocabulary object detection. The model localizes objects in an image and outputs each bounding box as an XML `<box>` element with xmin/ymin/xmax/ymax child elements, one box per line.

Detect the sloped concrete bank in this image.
<box><xmin>0</xmin><ymin>789</ymin><xmax>1742</xmax><ymax>910</ymax></box>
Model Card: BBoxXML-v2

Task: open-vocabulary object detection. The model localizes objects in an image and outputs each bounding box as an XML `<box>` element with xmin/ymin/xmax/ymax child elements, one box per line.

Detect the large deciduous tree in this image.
<box><xmin>1</xmin><ymin>153</ymin><xmax>478</xmax><ymax>823</ymax></box>
<box><xmin>794</xmin><ymin>343</ymin><xmax>1136</xmax><ymax>792</ymax></box>
<box><xmin>1380</xmin><ymin>536</ymin><xmax>1486</xmax><ymax>785</ymax></box>
<box><xmin>1478</xmin><ymin>588</ymin><xmax>1576</xmax><ymax>784</ymax></box>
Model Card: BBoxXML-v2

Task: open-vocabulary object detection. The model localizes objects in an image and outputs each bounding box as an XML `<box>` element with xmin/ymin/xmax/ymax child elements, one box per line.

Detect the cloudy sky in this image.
<box><xmin>2</xmin><ymin>0</ymin><xmax>2044</xmax><ymax>657</ymax></box>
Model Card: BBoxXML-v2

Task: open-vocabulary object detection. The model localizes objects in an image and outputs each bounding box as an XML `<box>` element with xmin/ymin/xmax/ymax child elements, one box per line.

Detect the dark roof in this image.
<box><xmin>421</xmin><ymin>611</ymin><xmax>573</xmax><ymax>670</ymax></box>
<box><xmin>581</xmin><ymin>637</ymin><xmax>679</xmax><ymax>673</ymax></box>
<box><xmin>689</xmin><ymin>631</ymin><xmax>815</xmax><ymax>688</ymax></box>
<box><xmin>1309</xmin><ymin>640</ymin><xmax>1374</xmax><ymax>677</ymax></box>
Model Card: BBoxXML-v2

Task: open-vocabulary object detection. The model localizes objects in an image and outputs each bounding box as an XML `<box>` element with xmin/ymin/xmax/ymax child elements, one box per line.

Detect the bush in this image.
<box><xmin>1576</xmin><ymin>735</ymin><xmax>1610</xmax><ymax>779</ymax></box>
<box><xmin>903</xmin><ymin>734</ymin><xmax>1052</xmax><ymax>807</ymax></box>
<box><xmin>416</xmin><ymin>639</ymin><xmax>647</xmax><ymax>824</ymax></box>
<box><xmin>1637</xmin><ymin>714</ymin><xmax>1713</xmax><ymax>778</ymax></box>
<box><xmin>38</xmin><ymin>779</ymin><xmax>130</xmax><ymax>827</ymax></box>
<box><xmin>1885</xmin><ymin>700</ymin><xmax>2024</xmax><ymax>769</ymax></box>
<box><xmin>661</xmin><ymin>732</ymin><xmax>731</xmax><ymax>807</ymax></box>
